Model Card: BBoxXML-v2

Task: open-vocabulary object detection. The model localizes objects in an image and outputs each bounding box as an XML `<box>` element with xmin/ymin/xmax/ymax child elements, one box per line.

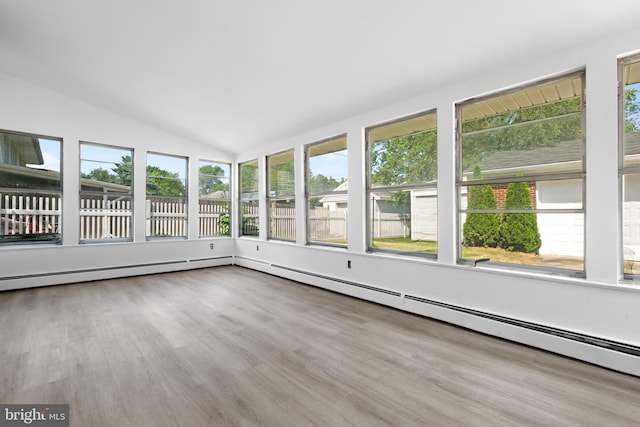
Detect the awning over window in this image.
<box><xmin>461</xmin><ymin>75</ymin><xmax>583</xmax><ymax>122</ymax></box>
<box><xmin>368</xmin><ymin>111</ymin><xmax>437</xmax><ymax>144</ymax></box>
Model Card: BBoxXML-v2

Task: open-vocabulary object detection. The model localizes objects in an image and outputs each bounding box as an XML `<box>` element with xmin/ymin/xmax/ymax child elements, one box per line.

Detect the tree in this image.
<box><xmin>370</xmin><ymin>130</ymin><xmax>437</xmax><ymax>187</ymax></box>
<box><xmin>198</xmin><ymin>164</ymin><xmax>228</xmax><ymax>197</ymax></box>
<box><xmin>370</xmin><ymin>129</ymin><xmax>437</xmax><ymax>216</ymax></box>
<box><xmin>146</xmin><ymin>166</ymin><xmax>185</xmax><ymax>197</ymax></box>
<box><xmin>498</xmin><ymin>182</ymin><xmax>541</xmax><ymax>253</ymax></box>
<box><xmin>462</xmin><ymin>166</ymin><xmax>500</xmax><ymax>247</ymax></box>
<box><xmin>309</xmin><ymin>173</ymin><xmax>343</xmax><ymax>194</ymax></box>
<box><xmin>111</xmin><ymin>155</ymin><xmax>133</xmax><ymax>186</ymax></box>
<box><xmin>81</xmin><ymin>167</ymin><xmax>119</xmax><ymax>184</ymax></box>
<box><xmin>625</xmin><ymin>88</ymin><xmax>640</xmax><ymax>132</ymax></box>
<box><xmin>461</xmin><ymin>97</ymin><xmax>583</xmax><ymax>171</ymax></box>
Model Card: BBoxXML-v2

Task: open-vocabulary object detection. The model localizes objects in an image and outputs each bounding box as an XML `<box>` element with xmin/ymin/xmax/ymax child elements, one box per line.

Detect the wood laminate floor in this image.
<box><xmin>1</xmin><ymin>266</ymin><xmax>639</xmax><ymax>426</ymax></box>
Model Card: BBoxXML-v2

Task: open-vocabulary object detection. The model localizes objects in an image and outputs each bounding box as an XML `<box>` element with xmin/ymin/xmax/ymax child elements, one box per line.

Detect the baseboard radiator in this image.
<box><xmin>270</xmin><ymin>264</ymin><xmax>640</xmax><ymax>358</ymax></box>
<box><xmin>0</xmin><ymin>256</ymin><xmax>233</xmax><ymax>282</ymax></box>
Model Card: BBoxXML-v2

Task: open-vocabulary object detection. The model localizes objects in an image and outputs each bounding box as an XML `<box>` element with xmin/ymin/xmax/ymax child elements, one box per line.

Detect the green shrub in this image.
<box><xmin>463</xmin><ymin>181</ymin><xmax>500</xmax><ymax>248</ymax></box>
<box><xmin>498</xmin><ymin>182</ymin><xmax>541</xmax><ymax>253</ymax></box>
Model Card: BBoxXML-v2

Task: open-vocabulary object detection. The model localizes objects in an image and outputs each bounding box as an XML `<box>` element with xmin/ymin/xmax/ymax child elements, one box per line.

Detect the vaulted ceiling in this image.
<box><xmin>1</xmin><ymin>1</ymin><xmax>640</xmax><ymax>154</ymax></box>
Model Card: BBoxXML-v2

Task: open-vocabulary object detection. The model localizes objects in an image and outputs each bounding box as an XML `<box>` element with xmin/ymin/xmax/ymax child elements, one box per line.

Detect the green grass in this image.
<box><xmin>372</xmin><ymin>237</ymin><xmax>437</xmax><ymax>253</ymax></box>
<box><xmin>372</xmin><ymin>237</ymin><xmax>583</xmax><ymax>270</ymax></box>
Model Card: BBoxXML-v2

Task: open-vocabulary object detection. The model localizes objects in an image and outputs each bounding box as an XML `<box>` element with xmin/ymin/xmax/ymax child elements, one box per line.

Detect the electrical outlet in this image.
<box><xmin>209</xmin><ymin>243</ymin><xmax>214</xmax><ymax>250</ymax></box>
<box><xmin>347</xmin><ymin>260</ymin><xmax>351</xmax><ymax>269</ymax></box>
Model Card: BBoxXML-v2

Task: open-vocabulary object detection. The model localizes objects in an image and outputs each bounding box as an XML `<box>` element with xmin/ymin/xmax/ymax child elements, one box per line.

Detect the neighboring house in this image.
<box><xmin>432</xmin><ymin>132</ymin><xmax>640</xmax><ymax>259</ymax></box>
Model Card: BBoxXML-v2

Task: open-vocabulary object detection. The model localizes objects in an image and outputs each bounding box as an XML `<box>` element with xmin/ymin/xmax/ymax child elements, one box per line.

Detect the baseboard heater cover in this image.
<box><xmin>233</xmin><ymin>256</ymin><xmax>271</xmax><ymax>266</ymax></box>
<box><xmin>0</xmin><ymin>256</ymin><xmax>233</xmax><ymax>281</ymax></box>
<box><xmin>271</xmin><ymin>264</ymin><xmax>402</xmax><ymax>297</ymax></box>
<box><xmin>405</xmin><ymin>294</ymin><xmax>640</xmax><ymax>358</ymax></box>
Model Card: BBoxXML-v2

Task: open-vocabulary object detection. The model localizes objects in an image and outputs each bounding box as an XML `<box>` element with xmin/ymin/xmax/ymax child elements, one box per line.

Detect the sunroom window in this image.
<box><xmin>366</xmin><ymin>110</ymin><xmax>438</xmax><ymax>257</ymax></box>
<box><xmin>0</xmin><ymin>130</ymin><xmax>62</xmax><ymax>245</ymax></box>
<box><xmin>198</xmin><ymin>160</ymin><xmax>230</xmax><ymax>237</ymax></box>
<box><xmin>239</xmin><ymin>159</ymin><xmax>259</xmax><ymax>237</ymax></box>
<box><xmin>267</xmin><ymin>150</ymin><xmax>295</xmax><ymax>241</ymax></box>
<box><xmin>80</xmin><ymin>142</ymin><xmax>133</xmax><ymax>242</ymax></box>
<box><xmin>146</xmin><ymin>152</ymin><xmax>187</xmax><ymax>239</ymax></box>
<box><xmin>306</xmin><ymin>135</ymin><xmax>348</xmax><ymax>247</ymax></box>
<box><xmin>457</xmin><ymin>72</ymin><xmax>585</xmax><ymax>275</ymax></box>
<box><xmin>620</xmin><ymin>55</ymin><xmax>640</xmax><ymax>278</ymax></box>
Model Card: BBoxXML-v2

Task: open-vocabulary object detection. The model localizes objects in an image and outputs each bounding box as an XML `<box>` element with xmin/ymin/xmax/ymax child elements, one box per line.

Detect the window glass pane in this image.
<box><xmin>239</xmin><ymin>159</ymin><xmax>259</xmax><ymax>237</ymax></box>
<box><xmin>81</xmin><ymin>144</ymin><xmax>132</xmax><ymax>190</ymax></box>
<box><xmin>622</xmin><ymin>58</ymin><xmax>640</xmax><ymax>276</ymax></box>
<box><xmin>308</xmin><ymin>135</ymin><xmax>347</xmax><ymax>194</ymax></box>
<box><xmin>369</xmin><ymin>188</ymin><xmax>437</xmax><ymax>254</ymax></box>
<box><xmin>268</xmin><ymin>150</ymin><xmax>295</xmax><ymax>197</ymax></box>
<box><xmin>146</xmin><ymin>153</ymin><xmax>187</xmax><ymax>238</ymax></box>
<box><xmin>366</xmin><ymin>111</ymin><xmax>437</xmax><ymax>257</ymax></box>
<box><xmin>461</xmin><ymin>76</ymin><xmax>583</xmax><ymax>180</ymax></box>
<box><xmin>268</xmin><ymin>198</ymin><xmax>295</xmax><ymax>240</ymax></box>
<box><xmin>240</xmin><ymin>200</ymin><xmax>259</xmax><ymax>237</ymax></box>
<box><xmin>370</xmin><ymin>119</ymin><xmax>437</xmax><ymax>187</ymax></box>
<box><xmin>623</xmin><ymin>174</ymin><xmax>640</xmax><ymax>275</ymax></box>
<box><xmin>0</xmin><ymin>130</ymin><xmax>62</xmax><ymax>244</ymax></box>
<box><xmin>623</xmin><ymin>60</ymin><xmax>640</xmax><ymax>168</ymax></box>
<box><xmin>308</xmin><ymin>194</ymin><xmax>348</xmax><ymax>246</ymax></box>
<box><xmin>307</xmin><ymin>135</ymin><xmax>348</xmax><ymax>246</ymax></box>
<box><xmin>80</xmin><ymin>142</ymin><xmax>133</xmax><ymax>241</ymax></box>
<box><xmin>457</xmin><ymin>74</ymin><xmax>585</xmax><ymax>276</ymax></box>
<box><xmin>459</xmin><ymin>179</ymin><xmax>583</xmax><ymax>271</ymax></box>
<box><xmin>267</xmin><ymin>150</ymin><xmax>295</xmax><ymax>241</ymax></box>
<box><xmin>198</xmin><ymin>160</ymin><xmax>230</xmax><ymax>237</ymax></box>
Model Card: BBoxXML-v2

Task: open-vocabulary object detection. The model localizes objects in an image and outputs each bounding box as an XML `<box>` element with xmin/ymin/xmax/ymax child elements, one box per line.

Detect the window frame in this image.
<box><xmin>365</xmin><ymin>109</ymin><xmax>438</xmax><ymax>259</ymax></box>
<box><xmin>79</xmin><ymin>141</ymin><xmax>134</xmax><ymax>243</ymax></box>
<box><xmin>618</xmin><ymin>53</ymin><xmax>640</xmax><ymax>280</ymax></box>
<box><xmin>145</xmin><ymin>151</ymin><xmax>188</xmax><ymax>240</ymax></box>
<box><xmin>455</xmin><ymin>70</ymin><xmax>586</xmax><ymax>277</ymax></box>
<box><xmin>198</xmin><ymin>159</ymin><xmax>231</xmax><ymax>238</ymax></box>
<box><xmin>266</xmin><ymin>149</ymin><xmax>296</xmax><ymax>242</ymax></box>
<box><xmin>305</xmin><ymin>134</ymin><xmax>348</xmax><ymax>248</ymax></box>
<box><xmin>238</xmin><ymin>159</ymin><xmax>260</xmax><ymax>238</ymax></box>
<box><xmin>0</xmin><ymin>129</ymin><xmax>63</xmax><ymax>246</ymax></box>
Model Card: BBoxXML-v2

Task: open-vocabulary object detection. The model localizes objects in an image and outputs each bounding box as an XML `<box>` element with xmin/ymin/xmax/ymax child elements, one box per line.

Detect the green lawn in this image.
<box><xmin>372</xmin><ymin>237</ymin><xmax>583</xmax><ymax>270</ymax></box>
<box><xmin>372</xmin><ymin>237</ymin><xmax>437</xmax><ymax>253</ymax></box>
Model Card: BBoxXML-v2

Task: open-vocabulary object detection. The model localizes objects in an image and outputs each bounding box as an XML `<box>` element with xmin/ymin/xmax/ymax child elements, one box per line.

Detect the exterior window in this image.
<box><xmin>0</xmin><ymin>130</ymin><xmax>62</xmax><ymax>244</ymax></box>
<box><xmin>306</xmin><ymin>135</ymin><xmax>348</xmax><ymax>246</ymax></box>
<box><xmin>366</xmin><ymin>111</ymin><xmax>438</xmax><ymax>257</ymax></box>
<box><xmin>239</xmin><ymin>159</ymin><xmax>259</xmax><ymax>237</ymax></box>
<box><xmin>457</xmin><ymin>72</ymin><xmax>585</xmax><ymax>275</ymax></box>
<box><xmin>198</xmin><ymin>160</ymin><xmax>230</xmax><ymax>237</ymax></box>
<box><xmin>620</xmin><ymin>55</ymin><xmax>640</xmax><ymax>278</ymax></box>
<box><xmin>146</xmin><ymin>153</ymin><xmax>187</xmax><ymax>239</ymax></box>
<box><xmin>267</xmin><ymin>150</ymin><xmax>295</xmax><ymax>241</ymax></box>
<box><xmin>80</xmin><ymin>142</ymin><xmax>133</xmax><ymax>242</ymax></box>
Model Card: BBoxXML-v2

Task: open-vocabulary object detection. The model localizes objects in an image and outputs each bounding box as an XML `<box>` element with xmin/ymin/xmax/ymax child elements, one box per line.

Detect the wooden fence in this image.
<box><xmin>309</xmin><ymin>208</ymin><xmax>347</xmax><ymax>242</ymax></box>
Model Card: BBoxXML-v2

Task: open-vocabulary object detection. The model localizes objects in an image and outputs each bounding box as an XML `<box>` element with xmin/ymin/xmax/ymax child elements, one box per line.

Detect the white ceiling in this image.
<box><xmin>1</xmin><ymin>1</ymin><xmax>640</xmax><ymax>155</ymax></box>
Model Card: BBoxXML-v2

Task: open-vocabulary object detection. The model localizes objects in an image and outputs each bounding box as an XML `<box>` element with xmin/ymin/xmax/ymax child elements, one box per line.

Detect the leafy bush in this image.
<box><xmin>463</xmin><ymin>176</ymin><xmax>500</xmax><ymax>248</ymax></box>
<box><xmin>498</xmin><ymin>182</ymin><xmax>541</xmax><ymax>253</ymax></box>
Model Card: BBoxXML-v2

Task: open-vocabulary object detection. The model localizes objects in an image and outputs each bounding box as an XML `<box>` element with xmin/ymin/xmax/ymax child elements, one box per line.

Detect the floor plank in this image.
<box><xmin>1</xmin><ymin>265</ymin><xmax>639</xmax><ymax>426</ymax></box>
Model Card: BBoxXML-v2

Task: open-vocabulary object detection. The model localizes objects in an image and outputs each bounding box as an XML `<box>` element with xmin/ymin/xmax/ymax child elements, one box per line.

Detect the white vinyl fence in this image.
<box><xmin>1</xmin><ymin>193</ymin><xmax>230</xmax><ymax>240</ymax></box>
<box><xmin>80</xmin><ymin>197</ymin><xmax>131</xmax><ymax>239</ymax></box>
<box><xmin>0</xmin><ymin>192</ymin><xmax>61</xmax><ymax>239</ymax></box>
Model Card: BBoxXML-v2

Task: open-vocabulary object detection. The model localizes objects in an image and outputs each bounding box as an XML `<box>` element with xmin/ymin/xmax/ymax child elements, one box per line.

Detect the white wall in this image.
<box><xmin>0</xmin><ymin>71</ymin><xmax>235</xmax><ymax>290</ymax></box>
<box><xmin>235</xmin><ymin>25</ymin><xmax>640</xmax><ymax>375</ymax></box>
